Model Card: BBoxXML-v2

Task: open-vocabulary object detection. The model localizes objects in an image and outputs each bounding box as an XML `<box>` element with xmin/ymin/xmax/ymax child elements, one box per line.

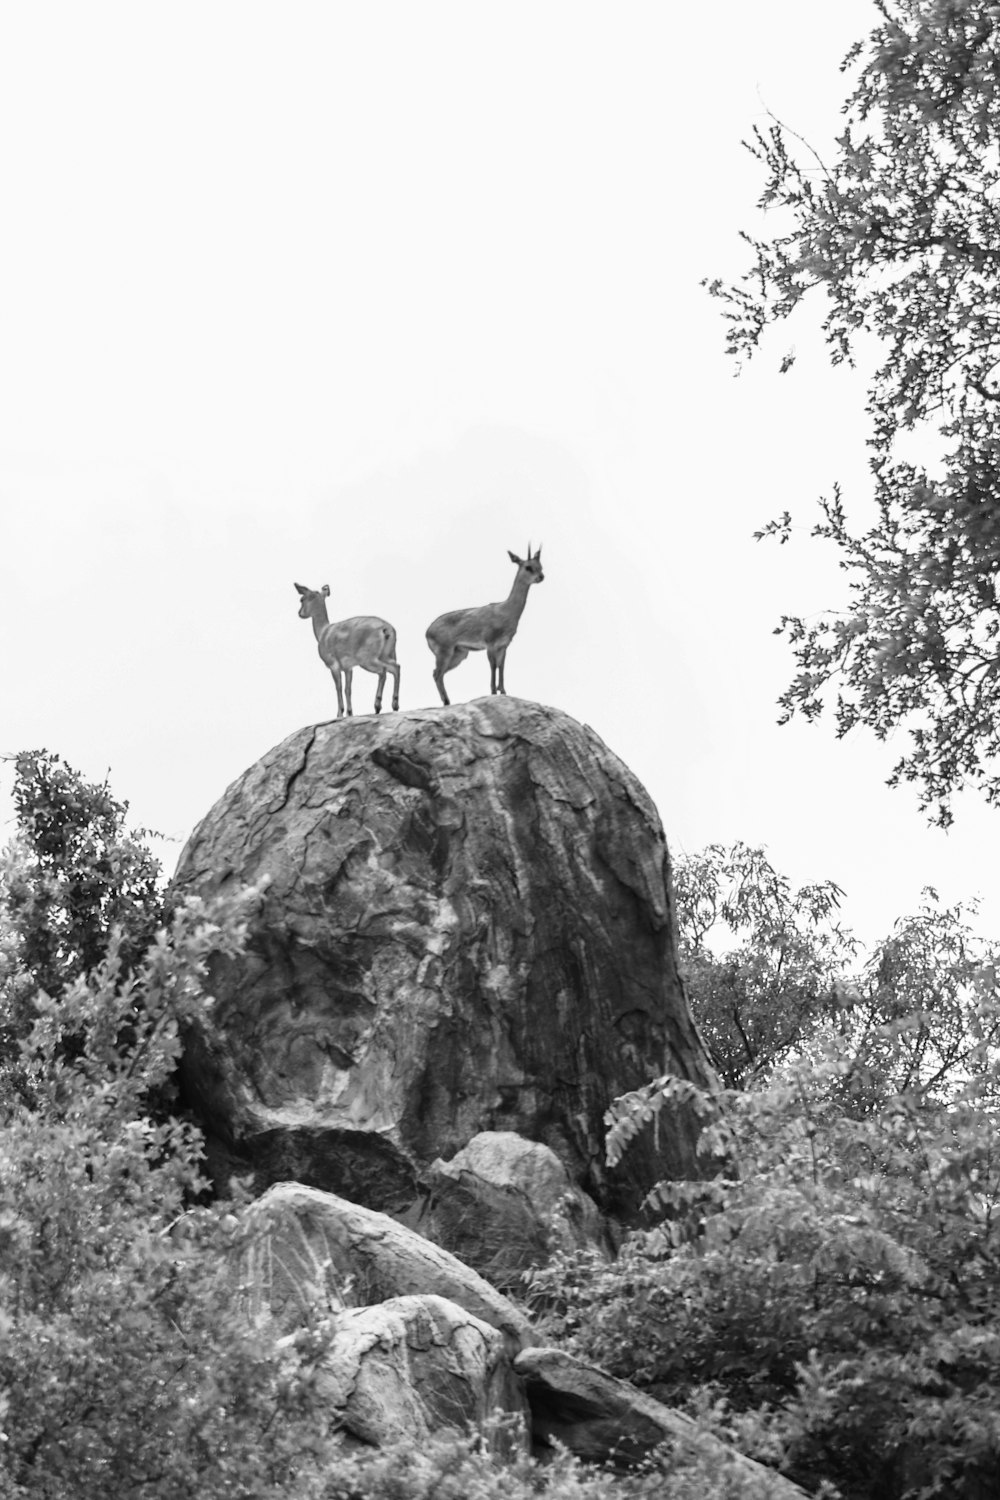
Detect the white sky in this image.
<box><xmin>1</xmin><ymin>1</ymin><xmax>994</xmax><ymax>953</ymax></box>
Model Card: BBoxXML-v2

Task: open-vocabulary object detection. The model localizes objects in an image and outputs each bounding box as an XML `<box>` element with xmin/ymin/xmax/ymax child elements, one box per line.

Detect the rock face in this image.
<box><xmin>172</xmin><ymin>697</ymin><xmax>714</xmax><ymax>1218</ymax></box>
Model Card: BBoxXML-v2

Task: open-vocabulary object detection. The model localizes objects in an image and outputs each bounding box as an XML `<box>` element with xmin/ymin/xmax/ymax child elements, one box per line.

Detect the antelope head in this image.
<box><xmin>508</xmin><ymin>544</ymin><xmax>544</xmax><ymax>585</ymax></box>
<box><xmin>295</xmin><ymin>582</ymin><xmax>331</xmax><ymax>620</ymax></box>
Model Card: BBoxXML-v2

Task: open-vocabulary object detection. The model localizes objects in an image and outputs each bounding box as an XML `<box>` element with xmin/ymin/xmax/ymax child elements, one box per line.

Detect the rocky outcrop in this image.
<box><xmin>241</xmin><ymin>1182</ymin><xmax>532</xmax><ymax>1354</ymax></box>
<box><xmin>172</xmin><ymin>697</ymin><xmax>714</xmax><ymax>1220</ymax></box>
<box><xmin>238</xmin><ymin>1192</ymin><xmax>804</xmax><ymax>1487</ymax></box>
<box><xmin>402</xmin><ymin>1132</ymin><xmax>611</xmax><ymax>1288</ymax></box>
<box><xmin>514</xmin><ymin>1348</ymin><xmax>810</xmax><ymax>1495</ymax></box>
<box><xmin>290</xmin><ymin>1295</ymin><xmax>529</xmax><ymax>1451</ymax></box>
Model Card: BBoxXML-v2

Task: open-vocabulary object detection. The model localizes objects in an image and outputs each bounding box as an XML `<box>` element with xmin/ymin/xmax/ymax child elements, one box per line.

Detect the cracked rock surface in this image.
<box><xmin>172</xmin><ymin>696</ymin><xmax>714</xmax><ymax>1217</ymax></box>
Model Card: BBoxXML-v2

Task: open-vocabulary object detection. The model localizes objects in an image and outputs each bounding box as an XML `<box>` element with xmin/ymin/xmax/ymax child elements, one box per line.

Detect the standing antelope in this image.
<box><xmin>295</xmin><ymin>582</ymin><xmax>401</xmax><ymax>718</ymax></box>
<box><xmin>425</xmin><ymin>546</ymin><xmax>544</xmax><ymax>706</ymax></box>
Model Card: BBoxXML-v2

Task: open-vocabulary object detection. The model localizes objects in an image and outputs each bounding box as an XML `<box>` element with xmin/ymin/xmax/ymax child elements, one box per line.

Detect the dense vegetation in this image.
<box><xmin>709</xmin><ymin>0</ymin><xmax>1000</xmax><ymax>825</ymax></box>
<box><xmin>0</xmin><ymin>752</ymin><xmax>337</xmax><ymax>1497</ymax></box>
<box><xmin>527</xmin><ymin>843</ymin><xmax>1000</xmax><ymax>1499</ymax></box>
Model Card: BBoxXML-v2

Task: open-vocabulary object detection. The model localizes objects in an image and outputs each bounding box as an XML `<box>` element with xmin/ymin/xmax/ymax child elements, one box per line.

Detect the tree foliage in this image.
<box><xmin>4</xmin><ymin>749</ymin><xmax>164</xmax><ymax>1004</ymax></box>
<box><xmin>0</xmin><ymin>749</ymin><xmax>169</xmax><ymax>1111</ymax></box>
<box><xmin>674</xmin><ymin>843</ymin><xmax>857</xmax><ymax>1087</ymax></box>
<box><xmin>674</xmin><ymin>842</ymin><xmax>1000</xmax><ymax>1104</ymax></box>
<box><xmin>528</xmin><ymin>872</ymin><xmax>1000</xmax><ymax>1499</ymax></box>
<box><xmin>709</xmin><ymin>0</ymin><xmax>1000</xmax><ymax>824</ymax></box>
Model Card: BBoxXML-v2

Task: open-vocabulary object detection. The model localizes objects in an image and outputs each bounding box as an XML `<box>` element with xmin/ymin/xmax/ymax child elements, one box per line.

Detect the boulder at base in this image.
<box><xmin>292</xmin><ymin>1294</ymin><xmax>530</xmax><ymax>1452</ymax></box>
<box><xmin>172</xmin><ymin>697</ymin><xmax>715</xmax><ymax>1218</ymax></box>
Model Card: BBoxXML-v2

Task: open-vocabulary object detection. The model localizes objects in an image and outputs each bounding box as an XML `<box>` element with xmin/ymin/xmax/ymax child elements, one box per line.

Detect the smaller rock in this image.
<box><xmin>403</xmin><ymin>1170</ymin><xmax>547</xmax><ymax>1292</ymax></box>
<box><xmin>403</xmin><ymin>1132</ymin><xmax>611</xmax><ymax>1289</ymax></box>
<box><xmin>439</xmin><ymin>1132</ymin><xmax>611</xmax><ymax>1253</ymax></box>
<box><xmin>240</xmin><ymin>1181</ymin><xmax>532</xmax><ymax>1354</ymax></box>
<box><xmin>514</xmin><ymin>1347</ymin><xmax>811</xmax><ymax>1496</ymax></box>
<box><xmin>284</xmin><ymin>1294</ymin><xmax>529</xmax><ymax>1451</ymax></box>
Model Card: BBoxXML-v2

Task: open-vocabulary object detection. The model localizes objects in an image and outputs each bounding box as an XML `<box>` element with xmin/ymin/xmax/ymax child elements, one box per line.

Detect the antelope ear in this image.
<box><xmin>508</xmin><ymin>550</ymin><xmax>523</xmax><ymax>565</ymax></box>
<box><xmin>322</xmin><ymin>584</ymin><xmax>331</xmax><ymax>596</ymax></box>
<box><xmin>294</xmin><ymin>582</ymin><xmax>307</xmax><ymax>594</ymax></box>
<box><xmin>533</xmin><ymin>544</ymin><xmax>542</xmax><ymax>560</ymax></box>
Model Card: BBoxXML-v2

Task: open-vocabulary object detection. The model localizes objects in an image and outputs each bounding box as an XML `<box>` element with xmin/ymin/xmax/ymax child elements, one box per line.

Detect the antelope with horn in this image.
<box><xmin>426</xmin><ymin>545</ymin><xmax>544</xmax><ymax>706</ymax></box>
<box><xmin>294</xmin><ymin>582</ymin><xmax>401</xmax><ymax>718</ymax></box>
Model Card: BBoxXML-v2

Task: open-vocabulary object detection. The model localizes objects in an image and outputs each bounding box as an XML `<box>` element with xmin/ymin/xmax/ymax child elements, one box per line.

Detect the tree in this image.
<box><xmin>4</xmin><ymin>749</ymin><xmax>164</xmax><ymax>1002</ymax></box>
<box><xmin>708</xmin><ymin>0</ymin><xmax>1000</xmax><ymax>825</ymax></box>
<box><xmin>674</xmin><ymin>842</ymin><xmax>1000</xmax><ymax>1099</ymax></box>
<box><xmin>0</xmin><ymin>750</ymin><xmax>168</xmax><ymax>1111</ymax></box>
<box><xmin>849</xmin><ymin>887</ymin><xmax>1000</xmax><ymax>1106</ymax></box>
<box><xmin>674</xmin><ymin>843</ymin><xmax>857</xmax><ymax>1087</ymax></box>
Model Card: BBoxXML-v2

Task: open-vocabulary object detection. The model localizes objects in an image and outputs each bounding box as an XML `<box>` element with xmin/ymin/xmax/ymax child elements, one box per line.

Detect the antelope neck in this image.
<box><xmin>504</xmin><ymin>572</ymin><xmax>532</xmax><ymax>620</ymax></box>
<box><xmin>310</xmin><ymin>601</ymin><xmax>331</xmax><ymax>640</ymax></box>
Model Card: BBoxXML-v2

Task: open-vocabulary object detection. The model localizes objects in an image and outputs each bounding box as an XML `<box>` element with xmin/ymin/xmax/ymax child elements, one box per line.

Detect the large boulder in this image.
<box><xmin>172</xmin><ymin>697</ymin><xmax>714</xmax><ymax>1218</ymax></box>
<box><xmin>240</xmin><ymin>1181</ymin><xmax>532</xmax><ymax>1354</ymax></box>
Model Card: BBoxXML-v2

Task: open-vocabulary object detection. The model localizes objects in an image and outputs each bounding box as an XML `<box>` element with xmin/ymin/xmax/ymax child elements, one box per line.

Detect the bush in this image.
<box><xmin>0</xmin><ymin>867</ymin><xmax>353</xmax><ymax>1498</ymax></box>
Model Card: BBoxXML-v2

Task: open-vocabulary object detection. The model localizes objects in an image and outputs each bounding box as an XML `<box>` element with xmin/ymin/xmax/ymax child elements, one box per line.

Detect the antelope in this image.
<box><xmin>294</xmin><ymin>582</ymin><xmax>401</xmax><ymax>718</ymax></box>
<box><xmin>425</xmin><ymin>546</ymin><xmax>544</xmax><ymax>706</ymax></box>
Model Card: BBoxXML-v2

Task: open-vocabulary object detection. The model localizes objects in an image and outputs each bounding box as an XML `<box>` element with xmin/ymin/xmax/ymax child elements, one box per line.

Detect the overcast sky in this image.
<box><xmin>2</xmin><ymin>1</ymin><xmax>994</xmax><ymax>952</ymax></box>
